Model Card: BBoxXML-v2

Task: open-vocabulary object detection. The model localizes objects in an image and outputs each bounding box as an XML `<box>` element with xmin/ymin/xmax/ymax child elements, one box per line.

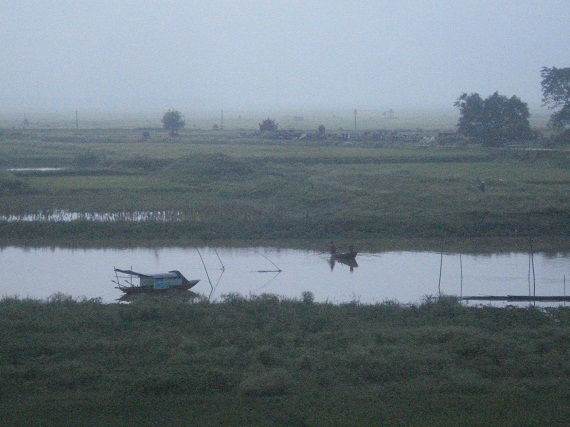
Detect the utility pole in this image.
<box><xmin>221</xmin><ymin>109</ymin><xmax>224</xmax><ymax>130</ymax></box>
<box><xmin>353</xmin><ymin>109</ymin><xmax>357</xmax><ymax>132</ymax></box>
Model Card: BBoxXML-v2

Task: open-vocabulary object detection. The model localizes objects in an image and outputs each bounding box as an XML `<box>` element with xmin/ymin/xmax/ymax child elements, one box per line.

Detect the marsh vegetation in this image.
<box><xmin>2</xmin><ymin>295</ymin><xmax>570</xmax><ymax>426</ymax></box>
<box><xmin>1</xmin><ymin>128</ymin><xmax>568</xmax><ymax>246</ymax></box>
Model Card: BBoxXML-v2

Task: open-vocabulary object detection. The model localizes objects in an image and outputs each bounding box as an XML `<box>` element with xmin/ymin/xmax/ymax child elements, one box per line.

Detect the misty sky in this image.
<box><xmin>1</xmin><ymin>1</ymin><xmax>568</xmax><ymax>114</ymax></box>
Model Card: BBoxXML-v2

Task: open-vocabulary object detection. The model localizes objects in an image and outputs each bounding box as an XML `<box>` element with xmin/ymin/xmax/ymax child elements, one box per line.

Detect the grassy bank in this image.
<box><xmin>1</xmin><ymin>129</ymin><xmax>569</xmax><ymax>245</ymax></box>
<box><xmin>2</xmin><ymin>294</ymin><xmax>570</xmax><ymax>426</ymax></box>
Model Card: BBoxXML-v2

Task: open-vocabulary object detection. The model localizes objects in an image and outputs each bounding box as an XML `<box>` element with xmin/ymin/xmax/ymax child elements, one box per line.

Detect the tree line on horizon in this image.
<box><xmin>454</xmin><ymin>67</ymin><xmax>569</xmax><ymax>146</ymax></box>
<box><xmin>161</xmin><ymin>67</ymin><xmax>569</xmax><ymax>146</ymax></box>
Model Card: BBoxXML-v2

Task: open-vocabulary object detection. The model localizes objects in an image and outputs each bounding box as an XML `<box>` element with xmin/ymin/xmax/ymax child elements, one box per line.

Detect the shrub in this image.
<box><xmin>302</xmin><ymin>291</ymin><xmax>315</xmax><ymax>304</ymax></box>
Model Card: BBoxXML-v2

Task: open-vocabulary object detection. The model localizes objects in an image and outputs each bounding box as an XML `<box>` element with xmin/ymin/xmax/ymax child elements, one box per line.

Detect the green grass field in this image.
<box><xmin>2</xmin><ymin>294</ymin><xmax>570</xmax><ymax>426</ymax></box>
<box><xmin>1</xmin><ymin>128</ymin><xmax>568</xmax><ymax>246</ymax></box>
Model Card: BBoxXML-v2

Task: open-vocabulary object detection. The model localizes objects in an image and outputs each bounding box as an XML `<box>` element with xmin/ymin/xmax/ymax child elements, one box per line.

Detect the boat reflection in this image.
<box><xmin>328</xmin><ymin>256</ymin><xmax>358</xmax><ymax>272</ymax></box>
<box><xmin>118</xmin><ymin>290</ymin><xmax>200</xmax><ymax>302</ymax></box>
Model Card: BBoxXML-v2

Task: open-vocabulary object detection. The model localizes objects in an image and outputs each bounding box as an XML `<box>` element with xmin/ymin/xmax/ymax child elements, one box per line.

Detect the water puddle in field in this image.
<box><xmin>0</xmin><ymin>210</ymin><xmax>186</xmax><ymax>222</ymax></box>
<box><xmin>7</xmin><ymin>167</ymin><xmax>66</xmax><ymax>172</ymax></box>
<box><xmin>0</xmin><ymin>246</ymin><xmax>568</xmax><ymax>306</ymax></box>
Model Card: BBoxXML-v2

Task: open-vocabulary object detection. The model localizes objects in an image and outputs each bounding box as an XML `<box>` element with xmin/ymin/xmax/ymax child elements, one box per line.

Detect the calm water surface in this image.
<box><xmin>1</xmin><ymin>247</ymin><xmax>568</xmax><ymax>305</ymax></box>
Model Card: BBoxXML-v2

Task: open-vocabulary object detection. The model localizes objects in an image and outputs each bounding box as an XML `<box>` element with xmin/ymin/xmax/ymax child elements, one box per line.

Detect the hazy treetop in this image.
<box><xmin>1</xmin><ymin>1</ymin><xmax>568</xmax><ymax>115</ymax></box>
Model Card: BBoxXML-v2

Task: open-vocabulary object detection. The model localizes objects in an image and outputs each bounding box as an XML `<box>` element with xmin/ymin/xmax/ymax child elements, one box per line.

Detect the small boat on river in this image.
<box><xmin>113</xmin><ymin>268</ymin><xmax>199</xmax><ymax>295</ymax></box>
<box><xmin>329</xmin><ymin>243</ymin><xmax>358</xmax><ymax>261</ymax></box>
<box><xmin>331</xmin><ymin>250</ymin><xmax>358</xmax><ymax>261</ymax></box>
<box><xmin>328</xmin><ymin>243</ymin><xmax>358</xmax><ymax>271</ymax></box>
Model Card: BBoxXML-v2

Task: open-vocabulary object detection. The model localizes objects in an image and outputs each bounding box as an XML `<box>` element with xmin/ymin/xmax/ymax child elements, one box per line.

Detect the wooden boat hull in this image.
<box><xmin>331</xmin><ymin>251</ymin><xmax>358</xmax><ymax>261</ymax></box>
<box><xmin>117</xmin><ymin>279</ymin><xmax>200</xmax><ymax>295</ymax></box>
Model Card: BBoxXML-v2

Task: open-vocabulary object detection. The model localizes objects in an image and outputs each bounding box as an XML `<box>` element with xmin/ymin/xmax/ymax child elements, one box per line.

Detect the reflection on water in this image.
<box><xmin>117</xmin><ymin>290</ymin><xmax>200</xmax><ymax>303</ymax></box>
<box><xmin>0</xmin><ymin>246</ymin><xmax>568</xmax><ymax>306</ymax></box>
<box><xmin>328</xmin><ymin>257</ymin><xmax>358</xmax><ymax>272</ymax></box>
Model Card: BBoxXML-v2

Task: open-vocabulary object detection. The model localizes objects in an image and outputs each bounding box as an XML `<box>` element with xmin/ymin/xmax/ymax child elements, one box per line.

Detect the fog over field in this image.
<box><xmin>1</xmin><ymin>1</ymin><xmax>568</xmax><ymax>122</ymax></box>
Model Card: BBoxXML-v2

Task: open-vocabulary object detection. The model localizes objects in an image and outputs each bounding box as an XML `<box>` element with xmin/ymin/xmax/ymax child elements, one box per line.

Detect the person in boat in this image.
<box><xmin>349</xmin><ymin>245</ymin><xmax>355</xmax><ymax>255</ymax></box>
<box><xmin>329</xmin><ymin>241</ymin><xmax>336</xmax><ymax>255</ymax></box>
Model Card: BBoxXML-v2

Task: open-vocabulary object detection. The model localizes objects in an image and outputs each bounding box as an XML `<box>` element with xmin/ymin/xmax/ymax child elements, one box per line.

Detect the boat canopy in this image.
<box><xmin>114</xmin><ymin>269</ymin><xmax>190</xmax><ymax>289</ymax></box>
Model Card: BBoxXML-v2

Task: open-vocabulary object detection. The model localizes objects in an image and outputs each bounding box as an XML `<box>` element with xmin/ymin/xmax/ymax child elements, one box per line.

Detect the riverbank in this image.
<box><xmin>4</xmin><ymin>245</ymin><xmax>567</xmax><ymax>305</ymax></box>
<box><xmin>1</xmin><ymin>233</ymin><xmax>569</xmax><ymax>255</ymax></box>
<box><xmin>2</xmin><ymin>295</ymin><xmax>570</xmax><ymax>426</ymax></box>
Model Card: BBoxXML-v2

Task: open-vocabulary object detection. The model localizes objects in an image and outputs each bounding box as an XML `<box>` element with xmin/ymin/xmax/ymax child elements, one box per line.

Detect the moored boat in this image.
<box><xmin>113</xmin><ymin>268</ymin><xmax>199</xmax><ymax>295</ymax></box>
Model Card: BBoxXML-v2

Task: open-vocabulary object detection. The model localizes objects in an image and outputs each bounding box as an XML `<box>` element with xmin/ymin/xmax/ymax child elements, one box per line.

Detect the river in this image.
<box><xmin>1</xmin><ymin>246</ymin><xmax>568</xmax><ymax>306</ymax></box>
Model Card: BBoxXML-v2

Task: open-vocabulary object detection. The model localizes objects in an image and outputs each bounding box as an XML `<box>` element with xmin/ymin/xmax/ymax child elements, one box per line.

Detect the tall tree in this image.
<box><xmin>161</xmin><ymin>110</ymin><xmax>185</xmax><ymax>136</ymax></box>
<box><xmin>541</xmin><ymin>67</ymin><xmax>570</xmax><ymax>129</ymax></box>
<box><xmin>454</xmin><ymin>92</ymin><xmax>531</xmax><ymax>145</ymax></box>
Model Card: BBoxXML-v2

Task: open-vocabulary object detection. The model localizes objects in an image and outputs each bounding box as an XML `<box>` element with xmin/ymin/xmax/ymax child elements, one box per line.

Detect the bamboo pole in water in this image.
<box><xmin>528</xmin><ymin>251</ymin><xmax>532</xmax><ymax>297</ymax></box>
<box><xmin>527</xmin><ymin>236</ymin><xmax>537</xmax><ymax>307</ymax></box>
<box><xmin>459</xmin><ymin>253</ymin><xmax>463</xmax><ymax>298</ymax></box>
<box><xmin>247</xmin><ymin>249</ymin><xmax>282</xmax><ymax>273</ymax></box>
<box><xmin>213</xmin><ymin>247</ymin><xmax>225</xmax><ymax>271</ymax></box>
<box><xmin>438</xmin><ymin>244</ymin><xmax>443</xmax><ymax>296</ymax></box>
<box><xmin>196</xmin><ymin>248</ymin><xmax>213</xmax><ymax>296</ymax></box>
